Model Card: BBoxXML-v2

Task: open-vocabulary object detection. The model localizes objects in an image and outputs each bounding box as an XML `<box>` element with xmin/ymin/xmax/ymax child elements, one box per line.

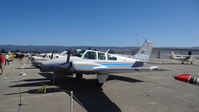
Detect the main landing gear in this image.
<box><xmin>182</xmin><ymin>61</ymin><xmax>193</xmax><ymax>64</ymax></box>
<box><xmin>50</xmin><ymin>76</ymin><xmax>57</xmax><ymax>85</ymax></box>
<box><xmin>95</xmin><ymin>80</ymin><xmax>104</xmax><ymax>87</ymax></box>
<box><xmin>76</xmin><ymin>73</ymin><xmax>83</xmax><ymax>79</ymax></box>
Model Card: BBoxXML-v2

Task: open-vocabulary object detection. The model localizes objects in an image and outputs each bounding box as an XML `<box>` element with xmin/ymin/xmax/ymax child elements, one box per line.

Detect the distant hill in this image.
<box><xmin>192</xmin><ymin>47</ymin><xmax>199</xmax><ymax>49</ymax></box>
<box><xmin>1</xmin><ymin>45</ymin><xmax>199</xmax><ymax>54</ymax></box>
<box><xmin>0</xmin><ymin>45</ymin><xmax>137</xmax><ymax>53</ymax></box>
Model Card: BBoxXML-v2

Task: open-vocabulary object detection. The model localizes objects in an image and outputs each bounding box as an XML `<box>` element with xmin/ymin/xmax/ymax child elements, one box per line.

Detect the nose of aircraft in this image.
<box><xmin>38</xmin><ymin>63</ymin><xmax>53</xmax><ymax>72</ymax></box>
<box><xmin>174</xmin><ymin>73</ymin><xmax>191</xmax><ymax>82</ymax></box>
<box><xmin>38</xmin><ymin>63</ymin><xmax>45</xmax><ymax>72</ymax></box>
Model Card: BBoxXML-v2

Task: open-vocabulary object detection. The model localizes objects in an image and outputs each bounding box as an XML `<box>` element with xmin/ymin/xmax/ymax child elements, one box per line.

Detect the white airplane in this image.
<box><xmin>39</xmin><ymin>40</ymin><xmax>171</xmax><ymax>86</ymax></box>
<box><xmin>31</xmin><ymin>51</ymin><xmax>67</xmax><ymax>67</ymax></box>
<box><xmin>170</xmin><ymin>51</ymin><xmax>199</xmax><ymax>64</ymax></box>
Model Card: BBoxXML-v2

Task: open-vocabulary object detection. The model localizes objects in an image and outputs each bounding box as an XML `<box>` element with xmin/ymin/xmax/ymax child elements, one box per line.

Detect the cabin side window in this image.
<box><xmin>83</xmin><ymin>51</ymin><xmax>96</xmax><ymax>59</ymax></box>
<box><xmin>73</xmin><ymin>50</ymin><xmax>85</xmax><ymax>57</ymax></box>
<box><xmin>98</xmin><ymin>52</ymin><xmax>106</xmax><ymax>60</ymax></box>
<box><xmin>107</xmin><ymin>54</ymin><xmax>117</xmax><ymax>60</ymax></box>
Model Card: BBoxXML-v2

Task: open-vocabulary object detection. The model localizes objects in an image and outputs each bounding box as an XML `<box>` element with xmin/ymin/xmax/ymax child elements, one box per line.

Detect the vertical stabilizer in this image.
<box><xmin>170</xmin><ymin>51</ymin><xmax>176</xmax><ymax>59</ymax></box>
<box><xmin>132</xmin><ymin>40</ymin><xmax>153</xmax><ymax>62</ymax></box>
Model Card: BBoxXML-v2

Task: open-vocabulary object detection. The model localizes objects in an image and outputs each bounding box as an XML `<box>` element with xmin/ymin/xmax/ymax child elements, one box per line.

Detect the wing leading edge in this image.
<box><xmin>92</xmin><ymin>66</ymin><xmax>174</xmax><ymax>74</ymax></box>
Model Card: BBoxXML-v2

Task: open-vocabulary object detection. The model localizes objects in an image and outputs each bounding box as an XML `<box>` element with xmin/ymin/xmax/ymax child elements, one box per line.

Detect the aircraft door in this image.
<box><xmin>83</xmin><ymin>51</ymin><xmax>97</xmax><ymax>60</ymax></box>
<box><xmin>98</xmin><ymin>52</ymin><xmax>106</xmax><ymax>60</ymax></box>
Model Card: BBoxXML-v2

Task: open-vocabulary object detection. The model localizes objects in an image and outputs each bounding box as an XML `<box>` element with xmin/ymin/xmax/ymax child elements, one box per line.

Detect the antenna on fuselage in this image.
<box><xmin>106</xmin><ymin>49</ymin><xmax>110</xmax><ymax>53</ymax></box>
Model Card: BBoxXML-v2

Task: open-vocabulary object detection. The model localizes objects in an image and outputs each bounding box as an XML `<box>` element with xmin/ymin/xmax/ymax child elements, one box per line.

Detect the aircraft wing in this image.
<box><xmin>192</xmin><ymin>55</ymin><xmax>199</xmax><ymax>58</ymax></box>
<box><xmin>176</xmin><ymin>55</ymin><xmax>199</xmax><ymax>58</ymax></box>
<box><xmin>58</xmin><ymin>62</ymin><xmax>174</xmax><ymax>74</ymax></box>
<box><xmin>91</xmin><ymin>66</ymin><xmax>174</xmax><ymax>74</ymax></box>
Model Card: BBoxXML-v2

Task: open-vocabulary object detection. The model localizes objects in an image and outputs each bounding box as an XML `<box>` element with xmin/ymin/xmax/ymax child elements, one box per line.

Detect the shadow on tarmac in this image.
<box><xmin>107</xmin><ymin>75</ymin><xmax>144</xmax><ymax>82</ymax></box>
<box><xmin>7</xmin><ymin>72</ymin><xmax>143</xmax><ymax>112</ymax></box>
<box><xmin>41</xmin><ymin>73</ymin><xmax>143</xmax><ymax>112</ymax></box>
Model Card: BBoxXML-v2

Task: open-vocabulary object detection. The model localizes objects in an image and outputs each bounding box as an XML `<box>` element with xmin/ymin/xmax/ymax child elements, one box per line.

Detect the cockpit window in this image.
<box><xmin>73</xmin><ymin>50</ymin><xmax>85</xmax><ymax>57</ymax></box>
<box><xmin>84</xmin><ymin>51</ymin><xmax>96</xmax><ymax>59</ymax></box>
<box><xmin>107</xmin><ymin>54</ymin><xmax>117</xmax><ymax>60</ymax></box>
<box><xmin>98</xmin><ymin>52</ymin><xmax>106</xmax><ymax>60</ymax></box>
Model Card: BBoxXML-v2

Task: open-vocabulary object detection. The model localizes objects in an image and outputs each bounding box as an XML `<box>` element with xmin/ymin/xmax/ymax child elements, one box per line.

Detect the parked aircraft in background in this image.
<box><xmin>38</xmin><ymin>40</ymin><xmax>172</xmax><ymax>87</ymax></box>
<box><xmin>31</xmin><ymin>51</ymin><xmax>67</xmax><ymax>67</ymax></box>
<box><xmin>170</xmin><ymin>51</ymin><xmax>199</xmax><ymax>64</ymax></box>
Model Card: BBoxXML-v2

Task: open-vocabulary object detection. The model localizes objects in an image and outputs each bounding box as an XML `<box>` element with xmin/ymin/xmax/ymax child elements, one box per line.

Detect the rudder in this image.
<box><xmin>132</xmin><ymin>40</ymin><xmax>153</xmax><ymax>62</ymax></box>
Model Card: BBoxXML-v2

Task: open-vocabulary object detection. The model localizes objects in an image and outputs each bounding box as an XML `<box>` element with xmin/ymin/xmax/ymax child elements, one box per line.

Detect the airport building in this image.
<box><xmin>129</xmin><ymin>47</ymin><xmax>199</xmax><ymax>59</ymax></box>
<box><xmin>150</xmin><ymin>48</ymin><xmax>199</xmax><ymax>59</ymax></box>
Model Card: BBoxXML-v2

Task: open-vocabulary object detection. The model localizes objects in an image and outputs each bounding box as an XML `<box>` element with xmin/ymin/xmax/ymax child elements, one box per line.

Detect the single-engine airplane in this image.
<box><xmin>39</xmin><ymin>40</ymin><xmax>171</xmax><ymax>87</ymax></box>
<box><xmin>170</xmin><ymin>51</ymin><xmax>199</xmax><ymax>64</ymax></box>
<box><xmin>31</xmin><ymin>51</ymin><xmax>67</xmax><ymax>67</ymax></box>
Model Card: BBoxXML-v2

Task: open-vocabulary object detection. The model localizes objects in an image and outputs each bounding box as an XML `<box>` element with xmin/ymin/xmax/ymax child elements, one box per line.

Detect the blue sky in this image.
<box><xmin>0</xmin><ymin>0</ymin><xmax>199</xmax><ymax>47</ymax></box>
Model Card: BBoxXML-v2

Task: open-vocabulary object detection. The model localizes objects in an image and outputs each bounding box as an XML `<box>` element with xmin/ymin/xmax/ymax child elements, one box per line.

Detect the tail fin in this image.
<box><xmin>170</xmin><ymin>51</ymin><xmax>176</xmax><ymax>59</ymax></box>
<box><xmin>132</xmin><ymin>40</ymin><xmax>153</xmax><ymax>62</ymax></box>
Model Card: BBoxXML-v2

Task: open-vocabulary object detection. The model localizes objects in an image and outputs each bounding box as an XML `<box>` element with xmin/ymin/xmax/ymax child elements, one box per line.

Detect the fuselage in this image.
<box><xmin>39</xmin><ymin>50</ymin><xmax>143</xmax><ymax>73</ymax></box>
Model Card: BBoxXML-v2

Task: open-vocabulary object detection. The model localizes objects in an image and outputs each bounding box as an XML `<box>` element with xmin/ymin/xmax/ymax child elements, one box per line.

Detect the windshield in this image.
<box><xmin>73</xmin><ymin>50</ymin><xmax>85</xmax><ymax>57</ymax></box>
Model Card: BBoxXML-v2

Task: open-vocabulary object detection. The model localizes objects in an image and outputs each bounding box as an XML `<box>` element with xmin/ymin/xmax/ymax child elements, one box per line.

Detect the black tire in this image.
<box><xmin>95</xmin><ymin>80</ymin><xmax>104</xmax><ymax>87</ymax></box>
<box><xmin>97</xmin><ymin>83</ymin><xmax>104</xmax><ymax>87</ymax></box>
<box><xmin>76</xmin><ymin>73</ymin><xmax>83</xmax><ymax>79</ymax></box>
<box><xmin>50</xmin><ymin>79</ymin><xmax>56</xmax><ymax>85</ymax></box>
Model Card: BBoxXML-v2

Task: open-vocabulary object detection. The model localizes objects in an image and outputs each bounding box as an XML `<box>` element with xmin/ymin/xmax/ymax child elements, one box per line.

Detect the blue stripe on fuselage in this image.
<box><xmin>74</xmin><ymin>65</ymin><xmax>100</xmax><ymax>67</ymax></box>
<box><xmin>74</xmin><ymin>63</ymin><xmax>133</xmax><ymax>68</ymax></box>
<box><xmin>44</xmin><ymin>63</ymin><xmax>133</xmax><ymax>68</ymax></box>
<box><xmin>102</xmin><ymin>64</ymin><xmax>132</xmax><ymax>66</ymax></box>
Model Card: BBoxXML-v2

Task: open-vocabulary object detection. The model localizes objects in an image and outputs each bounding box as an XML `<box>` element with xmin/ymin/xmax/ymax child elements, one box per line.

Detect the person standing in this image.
<box><xmin>0</xmin><ymin>54</ymin><xmax>5</xmax><ymax>75</ymax></box>
<box><xmin>5</xmin><ymin>53</ymin><xmax>9</xmax><ymax>65</ymax></box>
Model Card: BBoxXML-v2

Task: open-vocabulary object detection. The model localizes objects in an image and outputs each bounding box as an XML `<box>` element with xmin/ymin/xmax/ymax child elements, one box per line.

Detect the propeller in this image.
<box><xmin>50</xmin><ymin>52</ymin><xmax>54</xmax><ymax>59</ymax></box>
<box><xmin>60</xmin><ymin>49</ymin><xmax>73</xmax><ymax>68</ymax></box>
<box><xmin>66</xmin><ymin>49</ymin><xmax>73</xmax><ymax>63</ymax></box>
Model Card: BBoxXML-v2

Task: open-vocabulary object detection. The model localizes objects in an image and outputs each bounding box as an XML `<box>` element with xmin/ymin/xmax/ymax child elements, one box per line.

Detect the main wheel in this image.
<box><xmin>97</xmin><ymin>83</ymin><xmax>104</xmax><ymax>87</ymax></box>
<box><xmin>95</xmin><ymin>80</ymin><xmax>104</xmax><ymax>87</ymax></box>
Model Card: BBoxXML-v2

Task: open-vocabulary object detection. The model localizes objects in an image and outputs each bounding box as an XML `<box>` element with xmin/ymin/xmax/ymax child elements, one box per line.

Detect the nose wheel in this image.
<box><xmin>50</xmin><ymin>74</ymin><xmax>57</xmax><ymax>84</ymax></box>
<box><xmin>76</xmin><ymin>73</ymin><xmax>83</xmax><ymax>79</ymax></box>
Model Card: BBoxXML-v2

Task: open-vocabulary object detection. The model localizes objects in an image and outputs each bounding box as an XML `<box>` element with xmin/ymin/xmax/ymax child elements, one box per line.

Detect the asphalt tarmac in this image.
<box><xmin>0</xmin><ymin>58</ymin><xmax>199</xmax><ymax>112</ymax></box>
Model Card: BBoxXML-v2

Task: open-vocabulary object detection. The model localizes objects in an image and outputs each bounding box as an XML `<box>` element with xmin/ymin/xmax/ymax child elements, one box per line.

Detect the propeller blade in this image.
<box><xmin>51</xmin><ymin>51</ymin><xmax>54</xmax><ymax>59</ymax></box>
<box><xmin>66</xmin><ymin>49</ymin><xmax>73</xmax><ymax>63</ymax></box>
